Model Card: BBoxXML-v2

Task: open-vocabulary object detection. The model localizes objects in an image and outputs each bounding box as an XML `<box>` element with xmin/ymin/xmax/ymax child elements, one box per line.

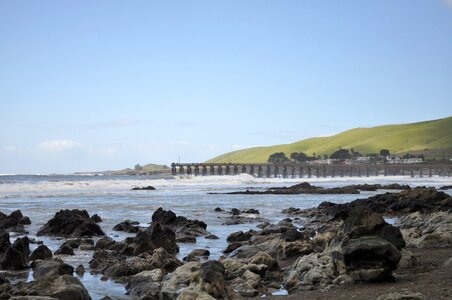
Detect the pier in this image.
<box><xmin>171</xmin><ymin>163</ymin><xmax>452</xmax><ymax>178</ymax></box>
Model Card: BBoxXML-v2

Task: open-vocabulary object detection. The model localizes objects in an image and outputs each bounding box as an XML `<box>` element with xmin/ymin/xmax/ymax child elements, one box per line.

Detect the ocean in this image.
<box><xmin>0</xmin><ymin>174</ymin><xmax>451</xmax><ymax>299</ymax></box>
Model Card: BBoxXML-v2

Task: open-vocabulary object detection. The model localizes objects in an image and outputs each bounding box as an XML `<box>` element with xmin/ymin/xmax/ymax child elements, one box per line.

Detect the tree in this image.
<box><xmin>379</xmin><ymin>149</ymin><xmax>390</xmax><ymax>157</ymax></box>
<box><xmin>268</xmin><ymin>152</ymin><xmax>289</xmax><ymax>163</ymax></box>
<box><xmin>330</xmin><ymin>149</ymin><xmax>352</xmax><ymax>160</ymax></box>
<box><xmin>134</xmin><ymin>164</ymin><xmax>143</xmax><ymax>171</ymax></box>
<box><xmin>323</xmin><ymin>154</ymin><xmax>329</xmax><ymax>160</ymax></box>
<box><xmin>290</xmin><ymin>152</ymin><xmax>309</xmax><ymax>162</ymax></box>
<box><xmin>350</xmin><ymin>148</ymin><xmax>362</xmax><ymax>159</ymax></box>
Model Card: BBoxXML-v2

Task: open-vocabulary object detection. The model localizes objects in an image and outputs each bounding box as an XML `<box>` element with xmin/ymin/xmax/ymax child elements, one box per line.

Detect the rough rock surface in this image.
<box><xmin>0</xmin><ymin>210</ymin><xmax>31</xmax><ymax>232</ymax></box>
<box><xmin>0</xmin><ymin>235</ymin><xmax>30</xmax><ymax>270</ymax></box>
<box><xmin>37</xmin><ymin>209</ymin><xmax>105</xmax><ymax>238</ymax></box>
<box><xmin>152</xmin><ymin>207</ymin><xmax>208</xmax><ymax>239</ymax></box>
<box><xmin>30</xmin><ymin>245</ymin><xmax>53</xmax><ymax>261</ymax></box>
<box><xmin>113</xmin><ymin>220</ymin><xmax>140</xmax><ymax>233</ymax></box>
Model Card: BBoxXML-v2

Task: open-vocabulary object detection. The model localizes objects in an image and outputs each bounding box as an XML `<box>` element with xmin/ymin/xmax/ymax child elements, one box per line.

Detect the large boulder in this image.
<box><xmin>113</xmin><ymin>220</ymin><xmax>140</xmax><ymax>233</ymax></box>
<box><xmin>32</xmin><ymin>258</ymin><xmax>74</xmax><ymax>280</ymax></box>
<box><xmin>30</xmin><ymin>245</ymin><xmax>53</xmax><ymax>261</ymax></box>
<box><xmin>90</xmin><ymin>247</ymin><xmax>181</xmax><ymax>279</ymax></box>
<box><xmin>329</xmin><ymin>209</ymin><xmax>404</xmax><ymax>282</ymax></box>
<box><xmin>151</xmin><ymin>208</ymin><xmax>208</xmax><ymax>238</ymax></box>
<box><xmin>126</xmin><ymin>269</ymin><xmax>163</xmax><ymax>299</ymax></box>
<box><xmin>0</xmin><ymin>210</ymin><xmax>31</xmax><ymax>231</ymax></box>
<box><xmin>37</xmin><ymin>209</ymin><xmax>105</xmax><ymax>238</ymax></box>
<box><xmin>1</xmin><ymin>236</ymin><xmax>30</xmax><ymax>270</ymax></box>
<box><xmin>32</xmin><ymin>275</ymin><xmax>91</xmax><ymax>300</ymax></box>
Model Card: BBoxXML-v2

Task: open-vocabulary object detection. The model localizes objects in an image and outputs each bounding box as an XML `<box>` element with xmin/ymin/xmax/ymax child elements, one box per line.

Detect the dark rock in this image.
<box><xmin>184</xmin><ymin>249</ymin><xmax>210</xmax><ymax>262</ymax></box>
<box><xmin>0</xmin><ymin>210</ymin><xmax>31</xmax><ymax>231</ymax></box>
<box><xmin>214</xmin><ymin>207</ymin><xmax>223</xmax><ymax>212</ymax></box>
<box><xmin>95</xmin><ymin>237</ymin><xmax>116</xmax><ymax>250</ymax></box>
<box><xmin>55</xmin><ymin>245</ymin><xmax>75</xmax><ymax>256</ymax></box>
<box><xmin>329</xmin><ymin>209</ymin><xmax>403</xmax><ymax>282</ymax></box>
<box><xmin>199</xmin><ymin>260</ymin><xmax>226</xmax><ymax>298</ymax></box>
<box><xmin>1</xmin><ymin>236</ymin><xmax>30</xmax><ymax>270</ymax></box>
<box><xmin>129</xmin><ymin>223</ymin><xmax>179</xmax><ymax>256</ymax></box>
<box><xmin>219</xmin><ymin>182</ymin><xmax>360</xmax><ymax>195</ymax></box>
<box><xmin>223</xmin><ymin>242</ymin><xmax>242</xmax><ymax>254</ymax></box>
<box><xmin>176</xmin><ymin>236</ymin><xmax>196</xmax><ymax>243</ymax></box>
<box><xmin>32</xmin><ymin>258</ymin><xmax>74</xmax><ymax>280</ymax></box>
<box><xmin>37</xmin><ymin>209</ymin><xmax>105</xmax><ymax>238</ymax></box>
<box><xmin>243</xmin><ymin>209</ymin><xmax>260</xmax><ymax>214</ymax></box>
<box><xmin>205</xmin><ymin>234</ymin><xmax>219</xmax><ymax>240</ymax></box>
<box><xmin>230</xmin><ymin>208</ymin><xmax>241</xmax><ymax>216</ymax></box>
<box><xmin>439</xmin><ymin>185</ymin><xmax>452</xmax><ymax>190</ymax></box>
<box><xmin>151</xmin><ymin>208</ymin><xmax>208</xmax><ymax>239</ymax></box>
<box><xmin>131</xmin><ymin>186</ymin><xmax>156</xmax><ymax>190</ymax></box>
<box><xmin>91</xmin><ymin>214</ymin><xmax>102</xmax><ymax>223</ymax></box>
<box><xmin>283</xmin><ymin>229</ymin><xmax>303</xmax><ymax>242</ymax></box>
<box><xmin>226</xmin><ymin>230</ymin><xmax>254</xmax><ymax>243</ymax></box>
<box><xmin>152</xmin><ymin>208</ymin><xmax>177</xmax><ymax>225</ymax></box>
<box><xmin>30</xmin><ymin>245</ymin><xmax>53</xmax><ymax>261</ymax></box>
<box><xmin>113</xmin><ymin>220</ymin><xmax>140</xmax><ymax>233</ymax></box>
<box><xmin>75</xmin><ymin>264</ymin><xmax>85</xmax><ymax>276</ymax></box>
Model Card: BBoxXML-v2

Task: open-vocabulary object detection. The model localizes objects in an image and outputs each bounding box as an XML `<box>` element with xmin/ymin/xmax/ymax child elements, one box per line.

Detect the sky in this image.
<box><xmin>1</xmin><ymin>0</ymin><xmax>451</xmax><ymax>174</ymax></box>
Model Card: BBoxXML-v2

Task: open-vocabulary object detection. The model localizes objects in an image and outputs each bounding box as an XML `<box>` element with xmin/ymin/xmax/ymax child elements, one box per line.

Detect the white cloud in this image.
<box><xmin>37</xmin><ymin>139</ymin><xmax>84</xmax><ymax>152</ymax></box>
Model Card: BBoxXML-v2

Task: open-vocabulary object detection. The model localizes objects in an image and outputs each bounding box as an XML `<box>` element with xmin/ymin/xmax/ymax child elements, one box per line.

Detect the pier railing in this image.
<box><xmin>170</xmin><ymin>162</ymin><xmax>452</xmax><ymax>178</ymax></box>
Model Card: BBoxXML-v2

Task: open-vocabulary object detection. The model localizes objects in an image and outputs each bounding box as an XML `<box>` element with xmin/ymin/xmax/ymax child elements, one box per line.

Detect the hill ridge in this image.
<box><xmin>207</xmin><ymin>116</ymin><xmax>452</xmax><ymax>163</ymax></box>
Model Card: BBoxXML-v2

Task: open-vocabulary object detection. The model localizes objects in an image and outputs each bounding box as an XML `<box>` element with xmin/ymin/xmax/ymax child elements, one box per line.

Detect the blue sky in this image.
<box><xmin>1</xmin><ymin>1</ymin><xmax>451</xmax><ymax>174</ymax></box>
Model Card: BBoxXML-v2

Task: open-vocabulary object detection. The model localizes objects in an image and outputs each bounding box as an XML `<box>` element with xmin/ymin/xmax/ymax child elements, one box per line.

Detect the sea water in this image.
<box><xmin>0</xmin><ymin>174</ymin><xmax>451</xmax><ymax>299</ymax></box>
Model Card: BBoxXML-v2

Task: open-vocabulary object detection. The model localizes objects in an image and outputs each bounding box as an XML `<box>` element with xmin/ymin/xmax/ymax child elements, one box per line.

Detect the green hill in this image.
<box><xmin>207</xmin><ymin>116</ymin><xmax>452</xmax><ymax>163</ymax></box>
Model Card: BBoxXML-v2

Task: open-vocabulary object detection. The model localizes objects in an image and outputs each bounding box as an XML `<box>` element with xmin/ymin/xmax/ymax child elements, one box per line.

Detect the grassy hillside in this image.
<box><xmin>208</xmin><ymin>116</ymin><xmax>452</xmax><ymax>163</ymax></box>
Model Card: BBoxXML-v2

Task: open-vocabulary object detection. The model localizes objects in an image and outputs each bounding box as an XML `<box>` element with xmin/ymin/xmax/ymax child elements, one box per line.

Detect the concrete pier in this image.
<box><xmin>171</xmin><ymin>163</ymin><xmax>452</xmax><ymax>178</ymax></box>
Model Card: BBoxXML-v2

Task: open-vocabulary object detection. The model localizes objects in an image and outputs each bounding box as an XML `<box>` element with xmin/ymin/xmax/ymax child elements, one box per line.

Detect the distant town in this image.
<box><xmin>267</xmin><ymin>148</ymin><xmax>427</xmax><ymax>165</ymax></box>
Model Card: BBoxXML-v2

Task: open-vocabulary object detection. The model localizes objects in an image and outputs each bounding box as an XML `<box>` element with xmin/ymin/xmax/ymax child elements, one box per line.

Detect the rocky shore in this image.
<box><xmin>0</xmin><ymin>186</ymin><xmax>451</xmax><ymax>299</ymax></box>
<box><xmin>210</xmin><ymin>182</ymin><xmax>411</xmax><ymax>195</ymax></box>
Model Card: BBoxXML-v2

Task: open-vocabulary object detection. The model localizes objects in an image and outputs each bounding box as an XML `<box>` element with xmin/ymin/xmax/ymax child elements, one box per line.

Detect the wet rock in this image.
<box><xmin>185</xmin><ymin>249</ymin><xmax>210</xmax><ymax>262</ymax></box>
<box><xmin>131</xmin><ymin>186</ymin><xmax>156</xmax><ymax>190</ymax></box>
<box><xmin>214</xmin><ymin>207</ymin><xmax>223</xmax><ymax>212</ymax></box>
<box><xmin>219</xmin><ymin>182</ymin><xmax>360</xmax><ymax>195</ymax></box>
<box><xmin>0</xmin><ymin>210</ymin><xmax>31</xmax><ymax>231</ymax></box>
<box><xmin>151</xmin><ymin>208</ymin><xmax>208</xmax><ymax>238</ymax></box>
<box><xmin>243</xmin><ymin>209</ymin><xmax>260</xmax><ymax>214</ymax></box>
<box><xmin>32</xmin><ymin>258</ymin><xmax>74</xmax><ymax>280</ymax></box>
<box><xmin>226</xmin><ymin>230</ymin><xmax>255</xmax><ymax>243</ymax></box>
<box><xmin>90</xmin><ymin>214</ymin><xmax>102</xmax><ymax>223</ymax></box>
<box><xmin>54</xmin><ymin>245</ymin><xmax>74</xmax><ymax>256</ymax></box>
<box><xmin>126</xmin><ymin>269</ymin><xmax>163</xmax><ymax>299</ymax></box>
<box><xmin>230</xmin><ymin>208</ymin><xmax>241</xmax><ymax>216</ymax></box>
<box><xmin>33</xmin><ymin>275</ymin><xmax>91</xmax><ymax>300</ymax></box>
<box><xmin>94</xmin><ymin>237</ymin><xmax>115</xmax><ymax>250</ymax></box>
<box><xmin>134</xmin><ymin>223</ymin><xmax>179</xmax><ymax>255</ymax></box>
<box><xmin>223</xmin><ymin>242</ymin><xmax>242</xmax><ymax>254</ymax></box>
<box><xmin>1</xmin><ymin>236</ymin><xmax>30</xmax><ymax>270</ymax></box>
<box><xmin>205</xmin><ymin>234</ymin><xmax>219</xmax><ymax>240</ymax></box>
<box><xmin>176</xmin><ymin>236</ymin><xmax>196</xmax><ymax>243</ymax></box>
<box><xmin>75</xmin><ymin>265</ymin><xmax>85</xmax><ymax>276</ymax></box>
<box><xmin>113</xmin><ymin>220</ymin><xmax>139</xmax><ymax>233</ymax></box>
<box><xmin>439</xmin><ymin>185</ymin><xmax>452</xmax><ymax>190</ymax></box>
<box><xmin>30</xmin><ymin>245</ymin><xmax>52</xmax><ymax>261</ymax></box>
<box><xmin>37</xmin><ymin>209</ymin><xmax>105</xmax><ymax>238</ymax></box>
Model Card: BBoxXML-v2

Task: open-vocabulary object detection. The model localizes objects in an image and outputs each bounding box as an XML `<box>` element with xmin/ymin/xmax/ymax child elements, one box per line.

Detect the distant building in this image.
<box><xmin>387</xmin><ymin>156</ymin><xmax>423</xmax><ymax>164</ymax></box>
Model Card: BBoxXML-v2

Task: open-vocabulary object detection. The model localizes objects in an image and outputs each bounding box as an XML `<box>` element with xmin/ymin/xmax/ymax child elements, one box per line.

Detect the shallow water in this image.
<box><xmin>0</xmin><ymin>174</ymin><xmax>451</xmax><ymax>299</ymax></box>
